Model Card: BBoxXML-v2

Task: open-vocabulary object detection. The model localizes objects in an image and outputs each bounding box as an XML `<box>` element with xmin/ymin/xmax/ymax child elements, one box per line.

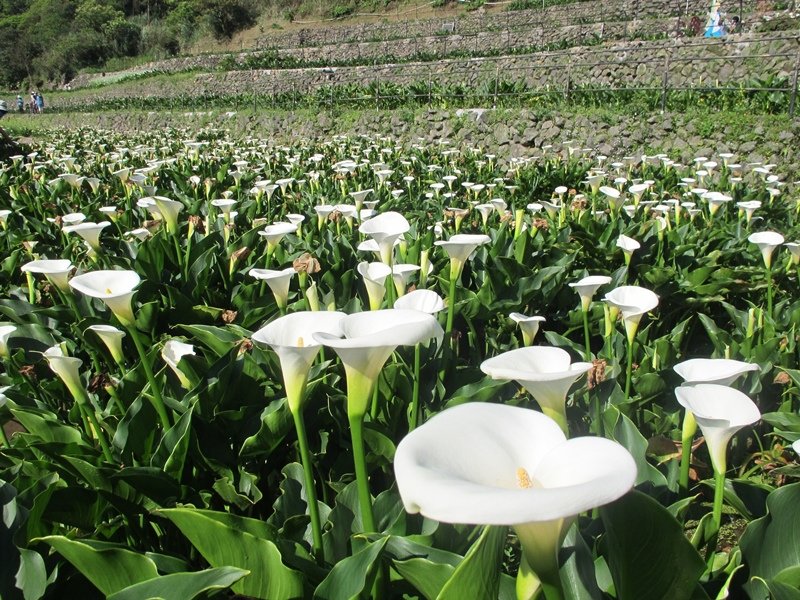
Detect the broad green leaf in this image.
<box><xmin>9</xmin><ymin>406</ymin><xmax>85</xmax><ymax>446</ymax></box>
<box><xmin>740</xmin><ymin>483</ymin><xmax>800</xmax><ymax>581</ymax></box>
<box><xmin>157</xmin><ymin>508</ymin><xmax>304</xmax><ymax>599</ymax></box>
<box><xmin>314</xmin><ymin>536</ymin><xmax>388</xmax><ymax>600</ymax></box>
<box><xmin>438</xmin><ymin>525</ymin><xmax>507</xmax><ymax>600</ymax></box>
<box><xmin>600</xmin><ymin>491</ymin><xmax>705</xmax><ymax>600</ymax></box>
<box><xmin>34</xmin><ymin>536</ymin><xmax>158</xmax><ymax>596</ymax></box>
<box><xmin>239</xmin><ymin>398</ymin><xmax>293</xmax><ymax>459</ymax></box>
<box><xmin>14</xmin><ymin>549</ymin><xmax>47</xmax><ymax>600</ymax></box>
<box><xmin>560</xmin><ymin>525</ymin><xmax>602</xmax><ymax>600</ymax></box>
<box><xmin>107</xmin><ymin>567</ymin><xmax>248</xmax><ymax>600</ymax></box>
<box><xmin>602</xmin><ymin>406</ymin><xmax>669</xmax><ymax>489</ymax></box>
<box><xmin>151</xmin><ymin>405</ymin><xmax>193</xmax><ymax>480</ymax></box>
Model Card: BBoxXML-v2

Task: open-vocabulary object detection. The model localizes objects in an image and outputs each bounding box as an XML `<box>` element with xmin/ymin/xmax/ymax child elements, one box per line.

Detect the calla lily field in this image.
<box><xmin>1</xmin><ymin>130</ymin><xmax>800</xmax><ymax>600</ymax></box>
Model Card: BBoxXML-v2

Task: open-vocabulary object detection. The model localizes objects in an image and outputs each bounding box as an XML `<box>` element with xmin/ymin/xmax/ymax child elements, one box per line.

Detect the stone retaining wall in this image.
<box><xmin>19</xmin><ymin>107</ymin><xmax>800</xmax><ymax>174</ymax></box>
<box><xmin>56</xmin><ymin>34</ymin><xmax>800</xmax><ymax>109</ymax></box>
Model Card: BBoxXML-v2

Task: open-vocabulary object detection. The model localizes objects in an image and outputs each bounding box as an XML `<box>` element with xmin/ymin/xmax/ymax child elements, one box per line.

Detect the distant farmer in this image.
<box><xmin>35</xmin><ymin>93</ymin><xmax>44</xmax><ymax>113</ymax></box>
<box><xmin>16</xmin><ymin>94</ymin><xmax>23</xmax><ymax>113</ymax></box>
<box><xmin>29</xmin><ymin>91</ymin><xmax>37</xmax><ymax>114</ymax></box>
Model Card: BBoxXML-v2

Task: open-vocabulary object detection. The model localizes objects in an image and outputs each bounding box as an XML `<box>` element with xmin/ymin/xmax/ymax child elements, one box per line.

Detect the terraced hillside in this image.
<box><xmin>5</xmin><ymin>0</ymin><xmax>800</xmax><ymax>166</ymax></box>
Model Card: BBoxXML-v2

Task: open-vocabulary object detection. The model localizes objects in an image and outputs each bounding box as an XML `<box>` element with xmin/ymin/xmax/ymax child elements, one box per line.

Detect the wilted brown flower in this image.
<box><xmin>532</xmin><ymin>218</ymin><xmax>549</xmax><ymax>230</ymax></box>
<box><xmin>293</xmin><ymin>253</ymin><xmax>321</xmax><ymax>274</ymax></box>
<box><xmin>774</xmin><ymin>371</ymin><xmax>791</xmax><ymax>385</ymax></box>
<box><xmin>230</xmin><ymin>246</ymin><xmax>251</xmax><ymax>264</ymax></box>
<box><xmin>571</xmin><ymin>198</ymin><xmax>587</xmax><ymax>211</ymax></box>
<box><xmin>587</xmin><ymin>359</ymin><xmax>607</xmax><ymax>389</ymax></box>
<box><xmin>188</xmin><ymin>215</ymin><xmax>205</xmax><ymax>234</ymax></box>
<box><xmin>221</xmin><ymin>310</ymin><xmax>238</xmax><ymax>324</ymax></box>
<box><xmin>238</xmin><ymin>339</ymin><xmax>254</xmax><ymax>355</ymax></box>
<box><xmin>88</xmin><ymin>372</ymin><xmax>114</xmax><ymax>393</ymax></box>
<box><xmin>18</xmin><ymin>365</ymin><xmax>36</xmax><ymax>381</ymax></box>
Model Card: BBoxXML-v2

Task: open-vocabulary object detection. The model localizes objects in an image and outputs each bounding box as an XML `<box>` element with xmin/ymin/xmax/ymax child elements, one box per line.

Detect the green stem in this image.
<box><xmin>291</xmin><ymin>410</ymin><xmax>324</xmax><ymax>562</ymax></box>
<box><xmin>348</xmin><ymin>413</ymin><xmax>376</xmax><ymax>533</ymax></box>
<box><xmin>679</xmin><ymin>411</ymin><xmax>697</xmax><ymax>492</ymax></box>
<box><xmin>712</xmin><ymin>469</ymin><xmax>725</xmax><ymax>531</ymax></box>
<box><xmin>766</xmin><ymin>265</ymin><xmax>773</xmax><ymax>318</ymax></box>
<box><xmin>369</xmin><ymin>383</ymin><xmax>380</xmax><ymax>420</ymax></box>
<box><xmin>446</xmin><ymin>267</ymin><xmax>458</xmax><ymax>335</ymax></box>
<box><xmin>128</xmin><ymin>326</ymin><xmax>171</xmax><ymax>429</ymax></box>
<box><xmin>25</xmin><ymin>272</ymin><xmax>36</xmax><ymax>305</ymax></box>
<box><xmin>0</xmin><ymin>420</ymin><xmax>9</xmax><ymax>447</ymax></box>
<box><xmin>409</xmin><ymin>344</ymin><xmax>421</xmax><ymax>430</ymax></box>
<box><xmin>624</xmin><ymin>337</ymin><xmax>635</xmax><ymax>401</ymax></box>
<box><xmin>78</xmin><ymin>391</ymin><xmax>113</xmax><ymax>463</ymax></box>
<box><xmin>582</xmin><ymin>310</ymin><xmax>591</xmax><ymax>362</ymax></box>
<box><xmin>540</xmin><ymin>582</ymin><xmax>565</xmax><ymax>600</ymax></box>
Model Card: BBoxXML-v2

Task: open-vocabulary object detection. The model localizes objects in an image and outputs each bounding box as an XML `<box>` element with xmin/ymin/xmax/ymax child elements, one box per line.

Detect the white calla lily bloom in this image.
<box><xmin>675</xmin><ymin>384</ymin><xmax>760</xmax><ymax>474</ymax></box>
<box><xmin>434</xmin><ymin>234</ymin><xmax>491</xmax><ymax>279</ymax></box>
<box><xmin>0</xmin><ymin>325</ymin><xmax>16</xmax><ymax>357</ymax></box>
<box><xmin>616</xmin><ymin>234</ymin><xmax>640</xmax><ymax>265</ymax></box>
<box><xmin>748</xmin><ymin>231</ymin><xmax>784</xmax><ymax>269</ymax></box>
<box><xmin>358</xmin><ymin>211</ymin><xmax>410</xmax><ymax>264</ymax></box>
<box><xmin>569</xmin><ymin>275</ymin><xmax>612</xmax><ymax>312</ymax></box>
<box><xmin>604</xmin><ymin>286</ymin><xmax>659</xmax><ymax>344</ymax></box>
<box><xmin>21</xmin><ymin>259</ymin><xmax>74</xmax><ymax>292</ymax></box>
<box><xmin>62</xmin><ymin>221</ymin><xmax>111</xmax><ymax>252</ymax></box>
<box><xmin>43</xmin><ymin>344</ymin><xmax>84</xmax><ymax>397</ymax></box>
<box><xmin>69</xmin><ymin>270</ymin><xmax>141</xmax><ymax>326</ymax></box>
<box><xmin>674</xmin><ymin>358</ymin><xmax>759</xmax><ymax>386</ymax></box>
<box><xmin>509</xmin><ymin>313</ymin><xmax>546</xmax><ymax>346</ymax></box>
<box><xmin>357</xmin><ymin>261</ymin><xmax>392</xmax><ymax>310</ymax></box>
<box><xmin>162</xmin><ymin>339</ymin><xmax>196</xmax><ymax>389</ymax></box>
<box><xmin>481</xmin><ymin>347</ymin><xmax>591</xmax><ymax>432</ymax></box>
<box><xmin>252</xmin><ymin>311</ymin><xmax>346</xmax><ymax>413</ymax></box>
<box><xmin>394</xmin><ymin>289</ymin><xmax>445</xmax><ymax>314</ymax></box>
<box><xmin>395</xmin><ymin>403</ymin><xmax>636</xmax><ymax>591</ymax></box>
<box><xmin>249</xmin><ymin>267</ymin><xmax>296</xmax><ymax>309</ymax></box>
<box><xmin>87</xmin><ymin>324</ymin><xmax>126</xmax><ymax>364</ymax></box>
<box><xmin>314</xmin><ymin>309</ymin><xmax>443</xmax><ymax>418</ymax></box>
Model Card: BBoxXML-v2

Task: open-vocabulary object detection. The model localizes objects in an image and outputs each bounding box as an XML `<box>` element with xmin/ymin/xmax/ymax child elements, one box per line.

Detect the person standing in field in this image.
<box><xmin>35</xmin><ymin>92</ymin><xmax>44</xmax><ymax>113</ymax></box>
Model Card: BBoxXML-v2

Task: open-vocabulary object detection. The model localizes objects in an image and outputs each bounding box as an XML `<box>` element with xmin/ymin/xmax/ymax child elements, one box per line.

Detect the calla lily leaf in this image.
<box><xmin>106</xmin><ymin>567</ymin><xmax>249</xmax><ymax>600</ymax></box>
<box><xmin>600</xmin><ymin>491</ymin><xmax>706</xmax><ymax>600</ymax></box>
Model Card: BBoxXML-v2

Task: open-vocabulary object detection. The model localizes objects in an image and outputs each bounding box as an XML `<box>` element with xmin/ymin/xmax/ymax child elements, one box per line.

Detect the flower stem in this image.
<box><xmin>766</xmin><ymin>264</ymin><xmax>773</xmax><ymax>318</ymax></box>
<box><xmin>679</xmin><ymin>411</ymin><xmax>697</xmax><ymax>491</ymax></box>
<box><xmin>76</xmin><ymin>390</ymin><xmax>113</xmax><ymax>462</ymax></box>
<box><xmin>712</xmin><ymin>469</ymin><xmax>725</xmax><ymax>531</ymax></box>
<box><xmin>409</xmin><ymin>343</ymin><xmax>421</xmax><ymax>430</ymax></box>
<box><xmin>348</xmin><ymin>413</ymin><xmax>376</xmax><ymax>533</ymax></box>
<box><xmin>291</xmin><ymin>410</ymin><xmax>324</xmax><ymax>562</ymax></box>
<box><xmin>0</xmin><ymin>422</ymin><xmax>9</xmax><ymax>447</ymax></box>
<box><xmin>624</xmin><ymin>337</ymin><xmax>635</xmax><ymax>401</ymax></box>
<box><xmin>128</xmin><ymin>326</ymin><xmax>171</xmax><ymax>430</ymax></box>
<box><xmin>446</xmin><ymin>267</ymin><xmax>458</xmax><ymax>335</ymax></box>
<box><xmin>582</xmin><ymin>310</ymin><xmax>591</xmax><ymax>362</ymax></box>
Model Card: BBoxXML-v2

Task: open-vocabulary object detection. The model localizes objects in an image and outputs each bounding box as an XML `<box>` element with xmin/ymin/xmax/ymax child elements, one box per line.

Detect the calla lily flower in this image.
<box><xmin>569</xmin><ymin>275</ymin><xmax>612</xmax><ymax>312</ymax></box>
<box><xmin>0</xmin><ymin>325</ymin><xmax>16</xmax><ymax>358</ymax></box>
<box><xmin>358</xmin><ymin>211</ymin><xmax>410</xmax><ymax>265</ymax></box>
<box><xmin>43</xmin><ymin>344</ymin><xmax>84</xmax><ymax>398</ymax></box>
<box><xmin>434</xmin><ymin>234</ymin><xmax>491</xmax><ymax>280</ymax></box>
<box><xmin>252</xmin><ymin>311</ymin><xmax>346</xmax><ymax>414</ymax></box>
<box><xmin>314</xmin><ymin>309</ymin><xmax>443</xmax><ymax>419</ymax></box>
<box><xmin>600</xmin><ymin>186</ymin><xmax>625</xmax><ymax>212</ymax></box>
<box><xmin>785</xmin><ymin>242</ymin><xmax>800</xmax><ymax>265</ymax></box>
<box><xmin>604</xmin><ymin>285</ymin><xmax>659</xmax><ymax>344</ymax></box>
<box><xmin>481</xmin><ymin>347</ymin><xmax>591</xmax><ymax>432</ymax></box>
<box><xmin>616</xmin><ymin>235</ymin><xmax>640</xmax><ymax>265</ymax></box>
<box><xmin>674</xmin><ymin>358</ymin><xmax>759</xmax><ymax>386</ymax></box>
<box><xmin>748</xmin><ymin>231</ymin><xmax>784</xmax><ymax>269</ymax></box>
<box><xmin>675</xmin><ymin>384</ymin><xmax>760</xmax><ymax>479</ymax></box>
<box><xmin>87</xmin><ymin>324</ymin><xmax>126</xmax><ymax>365</ymax></box>
<box><xmin>395</xmin><ymin>403</ymin><xmax>636</xmax><ymax>593</ymax></box>
<box><xmin>394</xmin><ymin>289</ymin><xmax>445</xmax><ymax>314</ymax></box>
<box><xmin>792</xmin><ymin>440</ymin><xmax>800</xmax><ymax>455</ymax></box>
<box><xmin>391</xmin><ymin>264</ymin><xmax>421</xmax><ymax>297</ymax></box>
<box><xmin>62</xmin><ymin>221</ymin><xmax>111</xmax><ymax>253</ymax></box>
<box><xmin>69</xmin><ymin>270</ymin><xmax>141</xmax><ymax>326</ymax></box>
<box><xmin>316</xmin><ymin>309</ymin><xmax>443</xmax><ymax>532</ymax></box>
<box><xmin>259</xmin><ymin>222</ymin><xmax>297</xmax><ymax>257</ymax></box>
<box><xmin>162</xmin><ymin>339</ymin><xmax>196</xmax><ymax>389</ymax></box>
<box><xmin>509</xmin><ymin>313</ymin><xmax>546</xmax><ymax>346</ymax></box>
<box><xmin>249</xmin><ymin>267</ymin><xmax>296</xmax><ymax>310</ymax></box>
<box><xmin>21</xmin><ymin>259</ymin><xmax>74</xmax><ymax>293</ymax></box>
<box><xmin>357</xmin><ymin>261</ymin><xmax>392</xmax><ymax>310</ymax></box>
<box><xmin>151</xmin><ymin>196</ymin><xmax>184</xmax><ymax>233</ymax></box>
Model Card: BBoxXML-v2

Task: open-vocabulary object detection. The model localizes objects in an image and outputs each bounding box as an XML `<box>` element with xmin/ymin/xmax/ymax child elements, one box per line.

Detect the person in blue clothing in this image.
<box><xmin>704</xmin><ymin>3</ymin><xmax>726</xmax><ymax>37</ymax></box>
<box><xmin>35</xmin><ymin>92</ymin><xmax>44</xmax><ymax>113</ymax></box>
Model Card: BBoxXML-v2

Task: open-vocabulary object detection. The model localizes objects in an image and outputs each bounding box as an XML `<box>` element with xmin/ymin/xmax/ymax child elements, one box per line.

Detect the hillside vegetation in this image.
<box><xmin>0</xmin><ymin>0</ymin><xmax>425</xmax><ymax>88</ymax></box>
